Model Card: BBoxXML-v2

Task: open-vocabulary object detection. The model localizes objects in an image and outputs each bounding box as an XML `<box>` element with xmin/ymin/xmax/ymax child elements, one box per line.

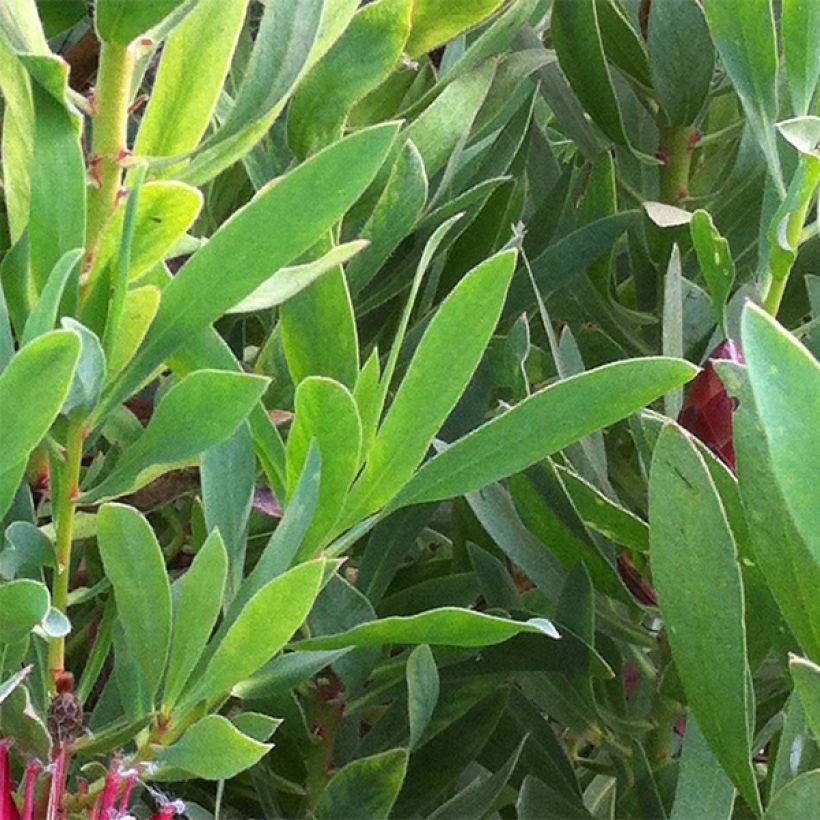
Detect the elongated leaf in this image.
<box><xmin>107</xmin><ymin>285</ymin><xmax>160</xmax><ymax>377</ymax></box>
<box><xmin>28</xmin><ymin>81</ymin><xmax>85</xmax><ymax>293</ymax></box>
<box><xmin>782</xmin><ymin>0</ymin><xmax>820</xmax><ymax>117</ymax></box>
<box><xmin>789</xmin><ymin>655</ymin><xmax>820</xmax><ymax>738</ymax></box>
<box><xmin>671</xmin><ymin>715</ymin><xmax>736</xmax><ymax>820</ymax></box>
<box><xmin>406</xmin><ymin>644</ymin><xmax>439</xmax><ymax>750</ymax></box>
<box><xmin>135</xmin><ymin>0</ymin><xmax>249</xmax><ymax>158</ymax></box>
<box><xmin>288</xmin><ymin>0</ymin><xmax>412</xmax><ymax>157</ymax></box>
<box><xmin>95</xmin><ymin>0</ymin><xmax>190</xmax><ymax>45</ymax></box>
<box><xmin>395</xmin><ymin>358</ymin><xmax>696</xmax><ymax>507</ymax></box>
<box><xmin>315</xmin><ymin>749</ymin><xmax>408</xmax><ymax>820</ymax></box>
<box><xmin>766</xmin><ymin>772</ymin><xmax>820</xmax><ymax>819</ymax></box>
<box><xmin>0</xmin><ymin>330</ymin><xmax>79</xmax><ymax>470</ymax></box>
<box><xmin>648</xmin><ymin>0</ymin><xmax>714</xmax><ymax>126</ymax></box>
<box><xmin>97</xmin><ymin>504</ymin><xmax>171</xmax><ymax>699</ymax></box>
<box><xmin>406</xmin><ymin>0</ymin><xmax>503</xmax><ymax>58</ymax></box>
<box><xmin>0</xmin><ymin>579</ymin><xmax>49</xmax><ymax>644</ymax></box>
<box><xmin>84</xmin><ymin>371</ymin><xmax>268</xmax><ymax>502</ymax></box>
<box><xmin>649</xmin><ymin>424</ymin><xmax>761</xmax><ymax>814</ymax></box>
<box><xmin>85</xmin><ymin>181</ymin><xmax>203</xmax><ymax>290</ymax></box>
<box><xmin>184</xmin><ymin>559</ymin><xmax>325</xmax><ymax>706</ymax></box>
<box><xmin>22</xmin><ymin>248</ymin><xmax>82</xmax><ymax>345</ymax></box>
<box><xmin>286</xmin><ymin>378</ymin><xmax>361</xmax><ymax>559</ymax></box>
<box><xmin>691</xmin><ymin>210</ymin><xmax>735</xmax><ymax>333</ymax></box>
<box><xmin>201</xmin><ymin>424</ymin><xmax>254</xmax><ymax>598</ymax></box>
<box><xmin>342</xmin><ymin>250</ymin><xmax>516</xmax><ymax>523</ymax></box>
<box><xmin>717</xmin><ymin>361</ymin><xmax>820</xmax><ymax>662</ymax></box>
<box><xmin>163</xmin><ymin>530</ymin><xmax>227</xmax><ymax>709</ymax></box>
<box><xmin>101</xmin><ymin>124</ymin><xmax>398</xmax><ymax>417</ymax></box>
<box><xmin>347</xmin><ymin>140</ymin><xmax>428</xmax><ymax>296</ymax></box>
<box><xmin>228</xmin><ymin>242</ymin><xmax>366</xmax><ymax>314</ymax></box>
<box><xmin>157</xmin><ymin>715</ymin><xmax>271</xmax><ymax>780</ymax></box>
<box><xmin>742</xmin><ymin>305</ymin><xmax>820</xmax><ymax>566</ymax></box>
<box><xmin>59</xmin><ymin>318</ymin><xmax>106</xmax><ymax>418</ymax></box>
<box><xmin>596</xmin><ymin>0</ymin><xmax>649</xmax><ymax>87</ymax></box>
<box><xmin>551</xmin><ymin>0</ymin><xmax>629</xmax><ymax>146</ymax></box>
<box><xmin>294</xmin><ymin>609</ymin><xmax>559</xmax><ymax>651</ymax></box>
<box><xmin>703</xmin><ymin>0</ymin><xmax>781</xmax><ymax>188</ymax></box>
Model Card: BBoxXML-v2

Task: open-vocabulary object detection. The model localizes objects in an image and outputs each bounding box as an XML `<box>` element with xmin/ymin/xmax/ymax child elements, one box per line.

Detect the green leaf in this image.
<box><xmin>294</xmin><ymin>608</ymin><xmax>559</xmax><ymax>651</ymax></box>
<box><xmin>557</xmin><ymin>466</ymin><xmax>649</xmax><ymax>553</ymax></box>
<box><xmin>28</xmin><ymin>81</ymin><xmax>85</xmax><ymax>293</ymax></box>
<box><xmin>347</xmin><ymin>141</ymin><xmax>428</xmax><ymax>296</ymax></box>
<box><xmin>551</xmin><ymin>0</ymin><xmax>629</xmax><ymax>147</ymax></box>
<box><xmin>95</xmin><ymin>0</ymin><xmax>190</xmax><ymax>45</ymax></box>
<box><xmin>285</xmin><ymin>378</ymin><xmax>362</xmax><ymax>559</ymax></box>
<box><xmin>782</xmin><ymin>0</ymin><xmax>820</xmax><ymax>117</ymax></box>
<box><xmin>766</xmin><ymin>772</ymin><xmax>820</xmax><ymax>819</ymax></box>
<box><xmin>671</xmin><ymin>715</ymin><xmax>736</xmax><ymax>820</ymax></box>
<box><xmin>156</xmin><ymin>714</ymin><xmax>271</xmax><ymax>780</ymax></box>
<box><xmin>649</xmin><ymin>424</ymin><xmax>761</xmax><ymax>815</ymax></box>
<box><xmin>406</xmin><ymin>644</ymin><xmax>439</xmax><ymax>750</ymax></box>
<box><xmin>0</xmin><ymin>666</ymin><xmax>31</xmax><ymax>706</ymax></box>
<box><xmin>97</xmin><ymin>503</ymin><xmax>172</xmax><ymax>699</ymax></box>
<box><xmin>0</xmin><ymin>579</ymin><xmax>49</xmax><ymax>644</ymax></box>
<box><xmin>163</xmin><ymin>530</ymin><xmax>227</xmax><ymax>709</ymax></box>
<box><xmin>691</xmin><ymin>210</ymin><xmax>736</xmax><ymax>333</ymax></box>
<box><xmin>742</xmin><ymin>305</ymin><xmax>820</xmax><ymax>569</ymax></box>
<box><xmin>60</xmin><ymin>319</ymin><xmax>106</xmax><ymax>419</ymax></box>
<box><xmin>106</xmin><ymin>286</ymin><xmax>160</xmax><ymax>378</ymax></box>
<box><xmin>341</xmin><ymin>249</ymin><xmax>516</xmax><ymax>523</ymax></box>
<box><xmin>703</xmin><ymin>0</ymin><xmax>782</xmax><ymax>190</ymax></box>
<box><xmin>0</xmin><ymin>685</ymin><xmax>50</xmax><ymax>761</ymax></box>
<box><xmin>789</xmin><ymin>655</ymin><xmax>820</xmax><ymax>738</ymax></box>
<box><xmin>84</xmin><ymin>370</ymin><xmax>268</xmax><ymax>502</ymax></box>
<box><xmin>201</xmin><ymin>424</ymin><xmax>254</xmax><ymax>598</ymax></box>
<box><xmin>21</xmin><ymin>248</ymin><xmax>83</xmax><ymax>346</ymax></box>
<box><xmin>183</xmin><ymin>559</ymin><xmax>325</xmax><ymax>706</ymax></box>
<box><xmin>596</xmin><ymin>0</ymin><xmax>649</xmax><ymax>87</ymax></box>
<box><xmin>101</xmin><ymin>123</ymin><xmax>398</xmax><ymax>417</ymax></box>
<box><xmin>663</xmin><ymin>245</ymin><xmax>684</xmax><ymax>417</ymax></box>
<box><xmin>0</xmin><ymin>521</ymin><xmax>55</xmax><ymax>580</ymax></box>
<box><xmin>518</xmin><ymin>776</ymin><xmax>592</xmax><ymax>819</ymax></box>
<box><xmin>288</xmin><ymin>0</ymin><xmax>412</xmax><ymax>157</ymax></box>
<box><xmin>232</xmin><ymin>712</ymin><xmax>282</xmax><ymax>742</ymax></box>
<box><xmin>0</xmin><ymin>330</ymin><xmax>80</xmax><ymax>469</ymax></box>
<box><xmin>717</xmin><ymin>361</ymin><xmax>820</xmax><ymax>662</ymax></box>
<box><xmin>315</xmin><ymin>749</ymin><xmax>408</xmax><ymax>820</ymax></box>
<box><xmin>84</xmin><ymin>181</ymin><xmax>203</xmax><ymax>291</ymax></box>
<box><xmin>406</xmin><ymin>0</ymin><xmax>504</xmax><ymax>58</ymax></box>
<box><xmin>395</xmin><ymin>357</ymin><xmax>697</xmax><ymax>507</ymax></box>
<box><xmin>135</xmin><ymin>0</ymin><xmax>249</xmax><ymax>158</ymax></box>
<box><xmin>648</xmin><ymin>0</ymin><xmax>714</xmax><ymax>126</ymax></box>
<box><xmin>233</xmin><ymin>649</ymin><xmax>350</xmax><ymax>700</ymax></box>
<box><xmin>228</xmin><ymin>242</ymin><xmax>367</xmax><ymax>314</ymax></box>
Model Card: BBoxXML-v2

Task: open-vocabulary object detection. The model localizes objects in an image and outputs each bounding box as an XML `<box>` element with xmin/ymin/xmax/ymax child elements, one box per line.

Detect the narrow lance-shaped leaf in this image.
<box><xmin>163</xmin><ymin>530</ymin><xmax>228</xmax><ymax>709</ymax></box>
<box><xmin>394</xmin><ymin>357</ymin><xmax>697</xmax><ymax>508</ymax></box>
<box><xmin>406</xmin><ymin>644</ymin><xmax>439</xmax><ymax>750</ymax></box>
<box><xmin>21</xmin><ymin>248</ymin><xmax>83</xmax><ymax>346</ymax></box>
<box><xmin>97</xmin><ymin>504</ymin><xmax>172</xmax><ymax>700</ymax></box>
<box><xmin>95</xmin><ymin>0</ymin><xmax>191</xmax><ymax>46</ymax></box>
<box><xmin>649</xmin><ymin>424</ymin><xmax>761</xmax><ymax>815</ymax></box>
<box><xmin>782</xmin><ymin>0</ymin><xmax>820</xmax><ymax>117</ymax></box>
<box><xmin>406</xmin><ymin>0</ymin><xmax>504</xmax><ymax>58</ymax></box>
<box><xmin>789</xmin><ymin>655</ymin><xmax>820</xmax><ymax>739</ymax></box>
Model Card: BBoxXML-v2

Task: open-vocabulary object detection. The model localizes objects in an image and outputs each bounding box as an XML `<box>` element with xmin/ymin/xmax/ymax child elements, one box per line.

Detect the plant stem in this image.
<box><xmin>658</xmin><ymin>125</ymin><xmax>695</xmax><ymax>205</ymax></box>
<box><xmin>85</xmin><ymin>41</ymin><xmax>136</xmax><ymax>253</ymax></box>
<box><xmin>47</xmin><ymin>420</ymin><xmax>85</xmax><ymax>692</ymax></box>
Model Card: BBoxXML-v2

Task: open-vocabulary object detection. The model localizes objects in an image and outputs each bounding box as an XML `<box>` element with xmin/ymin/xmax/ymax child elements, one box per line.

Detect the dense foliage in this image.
<box><xmin>0</xmin><ymin>0</ymin><xmax>818</xmax><ymax>817</ymax></box>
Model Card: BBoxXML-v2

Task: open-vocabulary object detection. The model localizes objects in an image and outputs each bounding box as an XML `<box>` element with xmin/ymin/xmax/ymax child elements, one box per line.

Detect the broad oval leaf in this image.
<box><xmin>649</xmin><ymin>424</ymin><xmax>761</xmax><ymax>814</ymax></box>
<box><xmin>395</xmin><ymin>357</ymin><xmax>697</xmax><ymax>508</ymax></box>
<box><xmin>97</xmin><ymin>504</ymin><xmax>172</xmax><ymax>700</ymax></box>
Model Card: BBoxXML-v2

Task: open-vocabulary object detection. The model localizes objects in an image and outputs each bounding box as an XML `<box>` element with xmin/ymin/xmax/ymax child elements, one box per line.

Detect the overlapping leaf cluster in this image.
<box><xmin>0</xmin><ymin>1</ymin><xmax>818</xmax><ymax>817</ymax></box>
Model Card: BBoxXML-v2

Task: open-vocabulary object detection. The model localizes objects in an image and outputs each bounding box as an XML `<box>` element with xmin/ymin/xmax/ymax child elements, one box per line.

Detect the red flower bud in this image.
<box><xmin>678</xmin><ymin>340</ymin><xmax>744</xmax><ymax>470</ymax></box>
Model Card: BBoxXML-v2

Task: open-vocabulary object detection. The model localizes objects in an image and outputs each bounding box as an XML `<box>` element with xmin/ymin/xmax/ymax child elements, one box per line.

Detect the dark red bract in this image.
<box><xmin>677</xmin><ymin>339</ymin><xmax>744</xmax><ymax>470</ymax></box>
